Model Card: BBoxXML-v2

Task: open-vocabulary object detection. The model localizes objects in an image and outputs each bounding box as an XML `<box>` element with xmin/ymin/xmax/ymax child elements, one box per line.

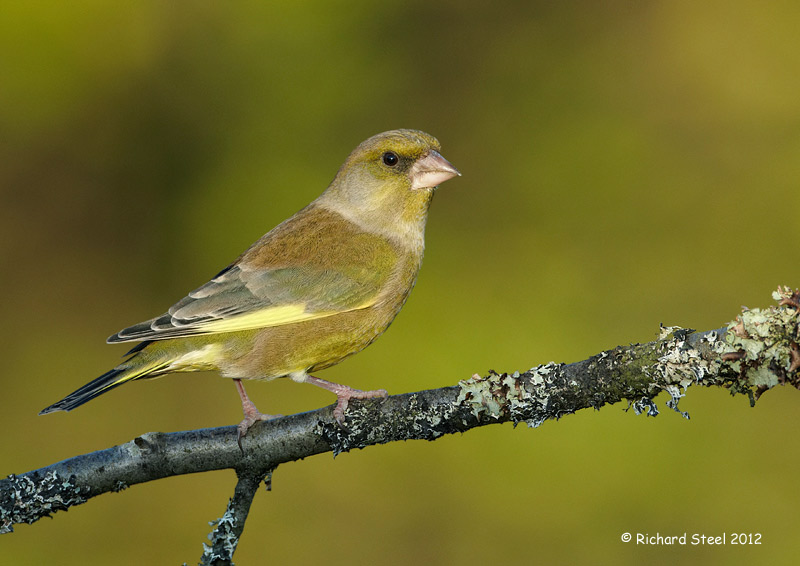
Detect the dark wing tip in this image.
<box><xmin>38</xmin><ymin>404</ymin><xmax>62</xmax><ymax>415</ymax></box>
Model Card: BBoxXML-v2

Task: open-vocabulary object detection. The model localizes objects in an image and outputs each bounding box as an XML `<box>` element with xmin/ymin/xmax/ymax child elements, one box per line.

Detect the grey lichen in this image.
<box><xmin>199</xmin><ymin>468</ymin><xmax>270</xmax><ymax>566</ymax></box>
<box><xmin>318</xmin><ymin>390</ymin><xmax>465</xmax><ymax>456</ymax></box>
<box><xmin>456</xmin><ymin>371</ymin><xmax>517</xmax><ymax>420</ymax></box>
<box><xmin>654</xmin><ymin>325</ymin><xmax>718</xmax><ymax>389</ymax></box>
<box><xmin>451</xmin><ymin>287</ymin><xmax>800</xmax><ymax>429</ymax></box>
<box><xmin>1</xmin><ymin>471</ymin><xmax>87</xmax><ymax>533</ymax></box>
<box><xmin>202</xmin><ymin>502</ymin><xmax>239</xmax><ymax>564</ymax></box>
<box><xmin>631</xmin><ymin>397</ymin><xmax>660</xmax><ymax>417</ymax></box>
<box><xmin>649</xmin><ymin>286</ymin><xmax>800</xmax><ymax>408</ymax></box>
<box><xmin>721</xmin><ymin>287</ymin><xmax>800</xmax><ymax>396</ymax></box>
<box><xmin>455</xmin><ymin>364</ymin><xmax>559</xmax><ymax>428</ymax></box>
<box><xmin>649</xmin><ymin>325</ymin><xmax>717</xmax><ymax>418</ymax></box>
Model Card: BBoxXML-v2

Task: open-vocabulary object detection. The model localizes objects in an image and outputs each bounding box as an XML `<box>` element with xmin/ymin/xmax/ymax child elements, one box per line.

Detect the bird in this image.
<box><xmin>39</xmin><ymin>129</ymin><xmax>460</xmax><ymax>442</ymax></box>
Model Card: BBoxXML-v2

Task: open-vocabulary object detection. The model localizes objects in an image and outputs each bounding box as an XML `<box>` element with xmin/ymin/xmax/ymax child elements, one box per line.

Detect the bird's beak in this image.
<box><xmin>409</xmin><ymin>150</ymin><xmax>461</xmax><ymax>190</ymax></box>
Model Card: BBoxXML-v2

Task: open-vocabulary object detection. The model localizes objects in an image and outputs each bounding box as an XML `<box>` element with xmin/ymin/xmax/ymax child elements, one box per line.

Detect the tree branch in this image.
<box><xmin>200</xmin><ymin>466</ymin><xmax>273</xmax><ymax>566</ymax></box>
<box><xmin>3</xmin><ymin>287</ymin><xmax>799</xmax><ymax>562</ymax></box>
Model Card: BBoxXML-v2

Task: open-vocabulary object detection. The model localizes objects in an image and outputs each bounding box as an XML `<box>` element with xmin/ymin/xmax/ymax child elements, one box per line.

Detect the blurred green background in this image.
<box><xmin>2</xmin><ymin>2</ymin><xmax>799</xmax><ymax>564</ymax></box>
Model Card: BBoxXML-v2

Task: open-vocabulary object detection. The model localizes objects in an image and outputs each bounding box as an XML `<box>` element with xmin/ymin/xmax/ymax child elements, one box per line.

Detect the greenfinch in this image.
<box><xmin>40</xmin><ymin>129</ymin><xmax>460</xmax><ymax>440</ymax></box>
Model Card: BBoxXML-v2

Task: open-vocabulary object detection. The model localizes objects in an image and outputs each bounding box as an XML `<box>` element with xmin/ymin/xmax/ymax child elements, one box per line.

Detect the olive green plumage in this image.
<box><xmin>40</xmin><ymin>129</ymin><xmax>460</xmax><ymax>428</ymax></box>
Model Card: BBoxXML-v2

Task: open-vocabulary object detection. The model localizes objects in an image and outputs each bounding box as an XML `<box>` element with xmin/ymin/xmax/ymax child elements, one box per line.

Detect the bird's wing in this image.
<box><xmin>107</xmin><ymin>263</ymin><xmax>387</xmax><ymax>342</ymax></box>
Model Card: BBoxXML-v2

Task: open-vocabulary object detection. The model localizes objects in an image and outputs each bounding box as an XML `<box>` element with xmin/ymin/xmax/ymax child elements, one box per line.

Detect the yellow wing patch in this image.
<box><xmin>194</xmin><ymin>301</ymin><xmax>373</xmax><ymax>335</ymax></box>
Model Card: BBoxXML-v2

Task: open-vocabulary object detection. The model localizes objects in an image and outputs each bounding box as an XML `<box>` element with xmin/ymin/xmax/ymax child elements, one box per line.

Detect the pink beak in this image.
<box><xmin>409</xmin><ymin>150</ymin><xmax>461</xmax><ymax>190</ymax></box>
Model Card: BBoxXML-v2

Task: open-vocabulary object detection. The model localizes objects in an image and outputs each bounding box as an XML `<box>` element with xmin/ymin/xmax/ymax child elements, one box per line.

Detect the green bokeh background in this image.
<box><xmin>3</xmin><ymin>2</ymin><xmax>799</xmax><ymax>564</ymax></box>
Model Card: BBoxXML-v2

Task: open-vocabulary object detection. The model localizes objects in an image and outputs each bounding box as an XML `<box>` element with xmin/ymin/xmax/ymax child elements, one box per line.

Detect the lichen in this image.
<box><xmin>1</xmin><ymin>471</ymin><xmax>87</xmax><ymax>533</ymax></box>
<box><xmin>720</xmin><ymin>287</ymin><xmax>800</xmax><ymax>395</ymax></box>
<box><xmin>650</xmin><ymin>286</ymin><xmax>800</xmax><ymax>409</ymax></box>
<box><xmin>455</xmin><ymin>363</ymin><xmax>560</xmax><ymax>428</ymax></box>
<box><xmin>654</xmin><ymin>325</ymin><xmax>716</xmax><ymax>388</ymax></box>
<box><xmin>203</xmin><ymin>501</ymin><xmax>238</xmax><ymax>563</ymax></box>
<box><xmin>317</xmin><ymin>391</ymin><xmax>464</xmax><ymax>456</ymax></box>
<box><xmin>456</xmin><ymin>372</ymin><xmax>508</xmax><ymax>420</ymax></box>
<box><xmin>631</xmin><ymin>397</ymin><xmax>659</xmax><ymax>417</ymax></box>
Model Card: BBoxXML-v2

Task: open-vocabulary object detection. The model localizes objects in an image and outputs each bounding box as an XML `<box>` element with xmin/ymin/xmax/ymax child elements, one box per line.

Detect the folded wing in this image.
<box><xmin>108</xmin><ymin>263</ymin><xmax>386</xmax><ymax>343</ymax></box>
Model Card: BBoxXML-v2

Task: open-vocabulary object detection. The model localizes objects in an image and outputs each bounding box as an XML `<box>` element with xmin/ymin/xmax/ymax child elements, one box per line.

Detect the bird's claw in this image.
<box><xmin>332</xmin><ymin>388</ymin><xmax>388</xmax><ymax>426</ymax></box>
<box><xmin>237</xmin><ymin>410</ymin><xmax>281</xmax><ymax>451</ymax></box>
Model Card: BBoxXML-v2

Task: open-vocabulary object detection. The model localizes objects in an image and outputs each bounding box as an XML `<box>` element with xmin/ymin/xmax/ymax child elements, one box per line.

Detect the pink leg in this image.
<box><xmin>234</xmin><ymin>379</ymin><xmax>280</xmax><ymax>446</ymax></box>
<box><xmin>303</xmin><ymin>375</ymin><xmax>388</xmax><ymax>424</ymax></box>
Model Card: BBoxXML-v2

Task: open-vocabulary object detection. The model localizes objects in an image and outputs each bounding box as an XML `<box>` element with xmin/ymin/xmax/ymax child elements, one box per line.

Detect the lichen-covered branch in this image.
<box><xmin>3</xmin><ymin>287</ymin><xmax>799</xmax><ymax>541</ymax></box>
<box><xmin>200</xmin><ymin>467</ymin><xmax>272</xmax><ymax>566</ymax></box>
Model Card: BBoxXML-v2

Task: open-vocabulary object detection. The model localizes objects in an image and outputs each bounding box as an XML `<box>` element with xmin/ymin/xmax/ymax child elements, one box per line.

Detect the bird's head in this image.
<box><xmin>319</xmin><ymin>129</ymin><xmax>460</xmax><ymax>246</ymax></box>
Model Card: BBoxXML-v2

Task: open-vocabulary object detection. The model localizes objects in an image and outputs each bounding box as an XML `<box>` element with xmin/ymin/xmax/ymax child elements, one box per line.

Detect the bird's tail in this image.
<box><xmin>39</xmin><ymin>352</ymin><xmax>168</xmax><ymax>415</ymax></box>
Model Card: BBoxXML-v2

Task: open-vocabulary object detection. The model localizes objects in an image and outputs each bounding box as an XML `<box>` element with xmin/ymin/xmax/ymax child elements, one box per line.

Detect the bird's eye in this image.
<box><xmin>382</xmin><ymin>151</ymin><xmax>399</xmax><ymax>167</ymax></box>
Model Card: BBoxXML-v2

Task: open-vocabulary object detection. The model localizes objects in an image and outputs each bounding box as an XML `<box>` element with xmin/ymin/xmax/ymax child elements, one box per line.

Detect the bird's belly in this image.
<box><xmin>218</xmin><ymin>304</ymin><xmax>398</xmax><ymax>380</ymax></box>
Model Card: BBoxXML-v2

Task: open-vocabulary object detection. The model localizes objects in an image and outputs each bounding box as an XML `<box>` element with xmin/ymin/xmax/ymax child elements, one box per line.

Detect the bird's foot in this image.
<box><xmin>237</xmin><ymin>403</ymin><xmax>281</xmax><ymax>445</ymax></box>
<box><xmin>332</xmin><ymin>387</ymin><xmax>389</xmax><ymax>424</ymax></box>
<box><xmin>302</xmin><ymin>374</ymin><xmax>387</xmax><ymax>426</ymax></box>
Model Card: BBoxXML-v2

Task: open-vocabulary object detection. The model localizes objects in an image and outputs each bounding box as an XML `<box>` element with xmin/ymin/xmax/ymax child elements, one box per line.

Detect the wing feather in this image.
<box><xmin>108</xmin><ymin>263</ymin><xmax>386</xmax><ymax>343</ymax></box>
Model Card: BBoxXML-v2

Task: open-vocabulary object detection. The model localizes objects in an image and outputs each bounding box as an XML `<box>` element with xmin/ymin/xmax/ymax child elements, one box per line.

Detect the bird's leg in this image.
<box><xmin>301</xmin><ymin>374</ymin><xmax>388</xmax><ymax>424</ymax></box>
<box><xmin>234</xmin><ymin>379</ymin><xmax>279</xmax><ymax>447</ymax></box>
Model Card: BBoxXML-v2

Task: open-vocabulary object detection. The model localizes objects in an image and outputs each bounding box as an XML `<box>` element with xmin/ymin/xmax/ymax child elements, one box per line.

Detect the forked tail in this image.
<box><xmin>39</xmin><ymin>355</ymin><xmax>167</xmax><ymax>414</ymax></box>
